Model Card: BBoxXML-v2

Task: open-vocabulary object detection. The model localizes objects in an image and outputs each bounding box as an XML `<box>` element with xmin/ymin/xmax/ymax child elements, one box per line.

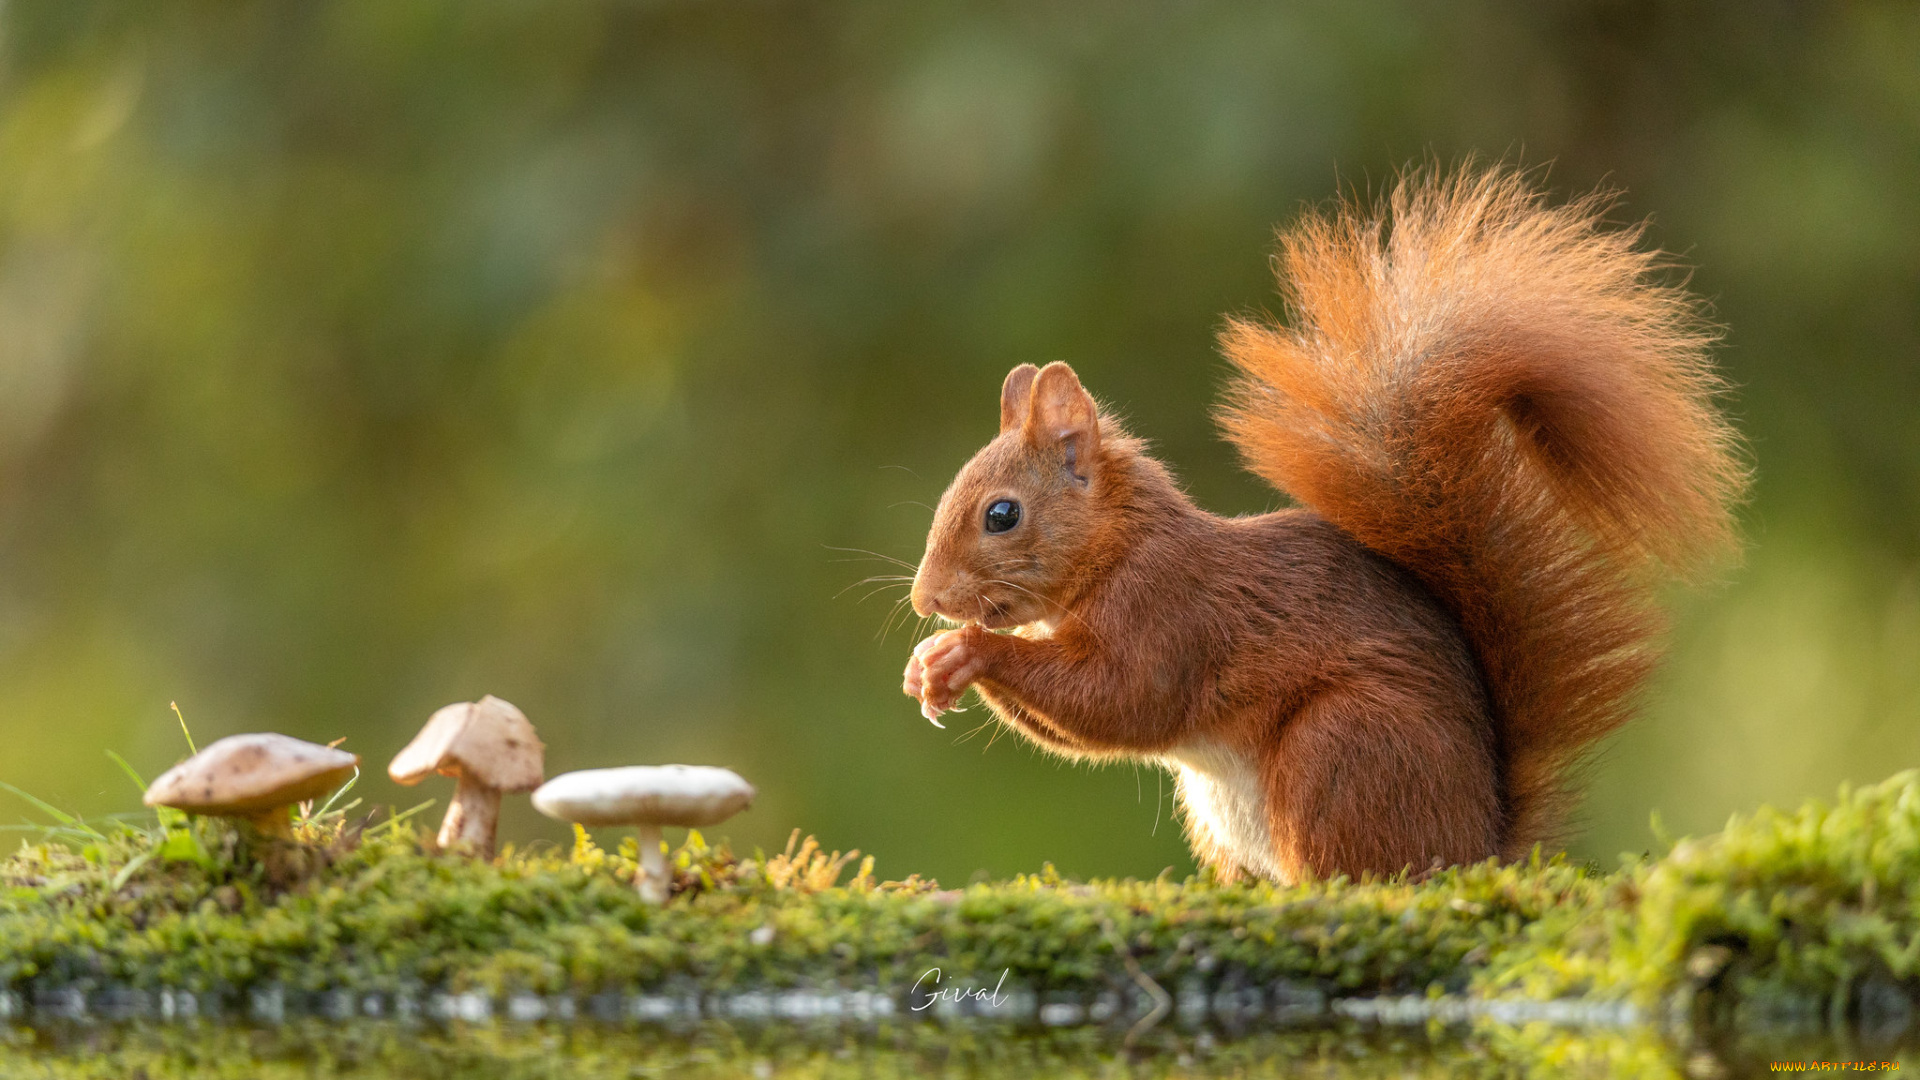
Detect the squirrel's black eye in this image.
<box><xmin>984</xmin><ymin>499</ymin><xmax>1021</xmax><ymax>534</ymax></box>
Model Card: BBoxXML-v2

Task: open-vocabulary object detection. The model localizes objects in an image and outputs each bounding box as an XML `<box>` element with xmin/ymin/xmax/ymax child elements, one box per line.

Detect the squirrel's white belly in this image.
<box><xmin>1162</xmin><ymin>741</ymin><xmax>1282</xmax><ymax>881</ymax></box>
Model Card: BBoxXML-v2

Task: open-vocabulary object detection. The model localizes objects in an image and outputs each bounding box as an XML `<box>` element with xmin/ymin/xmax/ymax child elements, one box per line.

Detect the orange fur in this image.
<box><xmin>904</xmin><ymin>166</ymin><xmax>1747</xmax><ymax>880</ymax></box>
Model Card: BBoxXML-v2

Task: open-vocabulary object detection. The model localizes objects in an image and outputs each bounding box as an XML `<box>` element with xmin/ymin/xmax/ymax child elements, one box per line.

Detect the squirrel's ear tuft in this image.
<box><xmin>1025</xmin><ymin>362</ymin><xmax>1100</xmax><ymax>481</ymax></box>
<box><xmin>1000</xmin><ymin>364</ymin><xmax>1040</xmax><ymax>434</ymax></box>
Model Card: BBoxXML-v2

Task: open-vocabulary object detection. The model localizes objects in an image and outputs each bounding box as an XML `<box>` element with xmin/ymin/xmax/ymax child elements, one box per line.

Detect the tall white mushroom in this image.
<box><xmin>388</xmin><ymin>695</ymin><xmax>545</xmax><ymax>856</ymax></box>
<box><xmin>532</xmin><ymin>765</ymin><xmax>755</xmax><ymax>903</ymax></box>
<box><xmin>145</xmin><ymin>733</ymin><xmax>359</xmax><ymax>840</ymax></box>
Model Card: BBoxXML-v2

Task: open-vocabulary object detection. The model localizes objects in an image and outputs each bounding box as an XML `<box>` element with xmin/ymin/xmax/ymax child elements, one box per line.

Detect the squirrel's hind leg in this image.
<box><xmin>1262</xmin><ymin>688</ymin><xmax>1502</xmax><ymax>881</ymax></box>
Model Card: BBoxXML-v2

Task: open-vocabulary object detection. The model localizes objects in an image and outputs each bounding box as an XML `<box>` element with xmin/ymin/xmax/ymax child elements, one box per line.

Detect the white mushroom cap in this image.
<box><xmin>532</xmin><ymin>766</ymin><xmax>755</xmax><ymax>828</ymax></box>
<box><xmin>145</xmin><ymin>733</ymin><xmax>359</xmax><ymax>816</ymax></box>
<box><xmin>388</xmin><ymin>695</ymin><xmax>544</xmax><ymax>793</ymax></box>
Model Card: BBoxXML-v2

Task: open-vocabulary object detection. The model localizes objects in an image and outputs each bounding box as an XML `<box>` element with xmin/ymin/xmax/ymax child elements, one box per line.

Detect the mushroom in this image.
<box><xmin>144</xmin><ymin>733</ymin><xmax>360</xmax><ymax>840</ymax></box>
<box><xmin>388</xmin><ymin>695</ymin><xmax>545</xmax><ymax>856</ymax></box>
<box><xmin>532</xmin><ymin>765</ymin><xmax>755</xmax><ymax>903</ymax></box>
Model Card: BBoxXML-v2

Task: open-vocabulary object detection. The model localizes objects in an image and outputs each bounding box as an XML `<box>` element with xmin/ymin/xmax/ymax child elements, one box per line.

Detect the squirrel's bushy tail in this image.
<box><xmin>1219</xmin><ymin>166</ymin><xmax>1747</xmax><ymax>855</ymax></box>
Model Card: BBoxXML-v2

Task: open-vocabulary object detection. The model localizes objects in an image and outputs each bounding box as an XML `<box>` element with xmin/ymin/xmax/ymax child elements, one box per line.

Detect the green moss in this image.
<box><xmin>1607</xmin><ymin>768</ymin><xmax>1920</xmax><ymax>1027</ymax></box>
<box><xmin>1463</xmin><ymin>768</ymin><xmax>1920</xmax><ymax>1047</ymax></box>
<box><xmin>3</xmin><ymin>772</ymin><xmax>1919</xmax><ymax>1037</ymax></box>
<box><xmin>0</xmin><ymin>818</ymin><xmax>1599</xmax><ymax>1001</ymax></box>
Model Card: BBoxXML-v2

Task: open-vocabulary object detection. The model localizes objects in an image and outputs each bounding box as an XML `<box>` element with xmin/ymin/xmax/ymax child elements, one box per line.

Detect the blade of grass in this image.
<box><xmin>0</xmin><ymin>782</ymin><xmax>103</xmax><ymax>839</ymax></box>
<box><xmin>11</xmin><ymin>812</ymin><xmax>149</xmax><ymax>827</ymax></box>
<box><xmin>93</xmin><ymin>811</ymin><xmax>165</xmax><ymax>841</ymax></box>
<box><xmin>170</xmin><ymin>701</ymin><xmax>196</xmax><ymax>754</ymax></box>
<box><xmin>1</xmin><ymin>823</ymin><xmax>109</xmax><ymax>842</ymax></box>
<box><xmin>309</xmin><ymin>798</ymin><xmax>363</xmax><ymax>823</ymax></box>
<box><xmin>303</xmin><ymin>767</ymin><xmax>360</xmax><ymax>824</ymax></box>
<box><xmin>105</xmin><ymin>750</ymin><xmax>148</xmax><ymax>793</ymax></box>
<box><xmin>110</xmin><ymin>850</ymin><xmax>154</xmax><ymax>892</ymax></box>
<box><xmin>365</xmin><ymin>799</ymin><xmax>437</xmax><ymax>838</ymax></box>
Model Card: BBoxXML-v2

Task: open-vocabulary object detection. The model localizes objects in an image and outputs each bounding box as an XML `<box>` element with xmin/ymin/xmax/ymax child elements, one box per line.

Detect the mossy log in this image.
<box><xmin>3</xmin><ymin>772</ymin><xmax>1919</xmax><ymax>1072</ymax></box>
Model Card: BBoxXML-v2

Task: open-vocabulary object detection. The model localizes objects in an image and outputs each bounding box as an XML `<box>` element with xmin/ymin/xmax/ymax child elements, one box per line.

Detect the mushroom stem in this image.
<box><xmin>247</xmin><ymin>807</ymin><xmax>295</xmax><ymax>841</ymax></box>
<box><xmin>440</xmin><ymin>773</ymin><xmax>502</xmax><ymax>856</ymax></box>
<box><xmin>634</xmin><ymin>824</ymin><xmax>668</xmax><ymax>904</ymax></box>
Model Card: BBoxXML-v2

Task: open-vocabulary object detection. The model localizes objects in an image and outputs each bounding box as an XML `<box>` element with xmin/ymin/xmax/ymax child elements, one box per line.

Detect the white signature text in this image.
<box><xmin>910</xmin><ymin>967</ymin><xmax>1010</xmax><ymax>1011</ymax></box>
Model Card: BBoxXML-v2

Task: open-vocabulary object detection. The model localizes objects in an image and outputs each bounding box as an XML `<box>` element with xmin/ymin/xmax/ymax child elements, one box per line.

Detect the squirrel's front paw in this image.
<box><xmin>901</xmin><ymin>640</ymin><xmax>934</xmax><ymax>704</ymax></box>
<box><xmin>905</xmin><ymin>630</ymin><xmax>983</xmax><ymax>726</ymax></box>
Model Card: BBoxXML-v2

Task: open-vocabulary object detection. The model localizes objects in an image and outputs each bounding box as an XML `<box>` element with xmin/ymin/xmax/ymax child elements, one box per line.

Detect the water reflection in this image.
<box><xmin>7</xmin><ymin>1014</ymin><xmax>1916</xmax><ymax>1078</ymax></box>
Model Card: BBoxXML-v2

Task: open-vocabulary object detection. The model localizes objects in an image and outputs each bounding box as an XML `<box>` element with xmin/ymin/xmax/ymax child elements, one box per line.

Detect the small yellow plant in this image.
<box><xmin>570</xmin><ymin>823</ymin><xmax>607</xmax><ymax>872</ymax></box>
<box><xmin>762</xmin><ymin>828</ymin><xmax>864</xmax><ymax>893</ymax></box>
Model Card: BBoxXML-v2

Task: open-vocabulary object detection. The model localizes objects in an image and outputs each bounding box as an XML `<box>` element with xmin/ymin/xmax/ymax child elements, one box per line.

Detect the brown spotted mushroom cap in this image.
<box><xmin>388</xmin><ymin>695</ymin><xmax>545</xmax><ymax>793</ymax></box>
<box><xmin>144</xmin><ymin>733</ymin><xmax>360</xmax><ymax>816</ymax></box>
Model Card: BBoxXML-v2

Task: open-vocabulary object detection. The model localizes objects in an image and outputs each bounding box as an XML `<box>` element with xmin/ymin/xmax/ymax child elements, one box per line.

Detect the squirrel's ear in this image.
<box><xmin>1000</xmin><ymin>364</ymin><xmax>1040</xmax><ymax>434</ymax></box>
<box><xmin>1024</xmin><ymin>362</ymin><xmax>1100</xmax><ymax>483</ymax></box>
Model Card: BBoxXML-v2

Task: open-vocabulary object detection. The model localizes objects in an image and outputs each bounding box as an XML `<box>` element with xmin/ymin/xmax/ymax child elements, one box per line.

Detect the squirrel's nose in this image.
<box><xmin>910</xmin><ymin>572</ymin><xmax>958</xmax><ymax>620</ymax></box>
<box><xmin>909</xmin><ymin>576</ymin><xmax>939</xmax><ymax>619</ymax></box>
<box><xmin>913</xmin><ymin>592</ymin><xmax>958</xmax><ymax>621</ymax></box>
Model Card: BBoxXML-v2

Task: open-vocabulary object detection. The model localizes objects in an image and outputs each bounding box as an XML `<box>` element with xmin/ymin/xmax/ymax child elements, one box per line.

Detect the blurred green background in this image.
<box><xmin>0</xmin><ymin>2</ymin><xmax>1914</xmax><ymax>884</ymax></box>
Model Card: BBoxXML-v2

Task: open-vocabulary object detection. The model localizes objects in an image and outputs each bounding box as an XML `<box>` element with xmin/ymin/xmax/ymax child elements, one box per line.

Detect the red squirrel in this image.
<box><xmin>901</xmin><ymin>167</ymin><xmax>1747</xmax><ymax>882</ymax></box>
